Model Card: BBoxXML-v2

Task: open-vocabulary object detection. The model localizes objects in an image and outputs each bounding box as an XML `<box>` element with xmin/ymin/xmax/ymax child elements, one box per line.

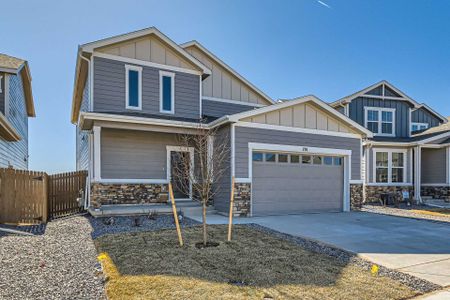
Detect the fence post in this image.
<box><xmin>42</xmin><ymin>173</ymin><xmax>49</xmax><ymax>223</ymax></box>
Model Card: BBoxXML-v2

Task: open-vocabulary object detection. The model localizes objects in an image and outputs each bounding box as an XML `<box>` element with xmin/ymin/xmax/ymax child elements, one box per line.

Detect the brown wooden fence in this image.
<box><xmin>0</xmin><ymin>168</ymin><xmax>48</xmax><ymax>224</ymax></box>
<box><xmin>0</xmin><ymin>168</ymin><xmax>87</xmax><ymax>225</ymax></box>
<box><xmin>48</xmin><ymin>171</ymin><xmax>87</xmax><ymax>220</ymax></box>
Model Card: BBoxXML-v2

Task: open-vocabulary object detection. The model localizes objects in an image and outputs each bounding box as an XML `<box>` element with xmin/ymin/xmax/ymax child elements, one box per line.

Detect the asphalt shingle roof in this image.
<box><xmin>0</xmin><ymin>53</ymin><xmax>25</xmax><ymax>71</ymax></box>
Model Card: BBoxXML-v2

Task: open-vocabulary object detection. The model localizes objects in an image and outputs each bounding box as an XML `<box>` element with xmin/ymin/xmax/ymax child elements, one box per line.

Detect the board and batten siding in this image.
<box><xmin>244</xmin><ymin>102</ymin><xmax>354</xmax><ymax>133</ymax></box>
<box><xmin>234</xmin><ymin>126</ymin><xmax>362</xmax><ymax>181</ymax></box>
<box><xmin>367</xmin><ymin>147</ymin><xmax>412</xmax><ymax>183</ymax></box>
<box><xmin>93</xmin><ymin>57</ymin><xmax>200</xmax><ymax>119</ymax></box>
<box><xmin>421</xmin><ymin>148</ymin><xmax>447</xmax><ymax>184</ymax></box>
<box><xmin>97</xmin><ymin>35</ymin><xmax>198</xmax><ymax>71</ymax></box>
<box><xmin>412</xmin><ymin>108</ymin><xmax>441</xmax><ymax>129</ymax></box>
<box><xmin>0</xmin><ymin>73</ymin><xmax>5</xmax><ymax>114</ymax></box>
<box><xmin>76</xmin><ymin>79</ymin><xmax>90</xmax><ymax>171</ymax></box>
<box><xmin>202</xmin><ymin>99</ymin><xmax>257</xmax><ymax>118</ymax></box>
<box><xmin>101</xmin><ymin>128</ymin><xmax>181</xmax><ymax>179</ymax></box>
<box><xmin>184</xmin><ymin>45</ymin><xmax>270</xmax><ymax>105</ymax></box>
<box><xmin>0</xmin><ymin>74</ymin><xmax>28</xmax><ymax>169</ymax></box>
<box><xmin>349</xmin><ymin>97</ymin><xmax>412</xmax><ymax>138</ymax></box>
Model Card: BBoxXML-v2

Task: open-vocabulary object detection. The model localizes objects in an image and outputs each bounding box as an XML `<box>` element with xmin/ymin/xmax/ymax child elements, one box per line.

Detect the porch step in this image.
<box><xmin>88</xmin><ymin>201</ymin><xmax>216</xmax><ymax>218</ymax></box>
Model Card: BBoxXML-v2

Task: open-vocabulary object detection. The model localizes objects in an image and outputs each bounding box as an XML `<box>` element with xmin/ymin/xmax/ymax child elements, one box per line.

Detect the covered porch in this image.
<box><xmin>79</xmin><ymin>112</ymin><xmax>206</xmax><ymax>211</ymax></box>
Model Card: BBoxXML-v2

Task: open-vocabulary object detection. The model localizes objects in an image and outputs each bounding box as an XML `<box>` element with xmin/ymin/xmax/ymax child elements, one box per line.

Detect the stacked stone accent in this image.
<box><xmin>350</xmin><ymin>184</ymin><xmax>364</xmax><ymax>211</ymax></box>
<box><xmin>233</xmin><ymin>182</ymin><xmax>251</xmax><ymax>217</ymax></box>
<box><xmin>365</xmin><ymin>185</ymin><xmax>414</xmax><ymax>204</ymax></box>
<box><xmin>421</xmin><ymin>186</ymin><xmax>450</xmax><ymax>200</ymax></box>
<box><xmin>90</xmin><ymin>183</ymin><xmax>169</xmax><ymax>208</ymax></box>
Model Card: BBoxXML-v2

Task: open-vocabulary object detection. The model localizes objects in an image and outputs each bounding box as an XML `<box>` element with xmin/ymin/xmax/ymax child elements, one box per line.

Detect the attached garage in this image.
<box><xmin>251</xmin><ymin>151</ymin><xmax>344</xmax><ymax>216</ymax></box>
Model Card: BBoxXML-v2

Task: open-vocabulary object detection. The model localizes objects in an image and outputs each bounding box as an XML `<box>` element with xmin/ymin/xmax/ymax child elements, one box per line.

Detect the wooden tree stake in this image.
<box><xmin>227</xmin><ymin>176</ymin><xmax>235</xmax><ymax>241</ymax></box>
<box><xmin>169</xmin><ymin>183</ymin><xmax>184</xmax><ymax>246</ymax></box>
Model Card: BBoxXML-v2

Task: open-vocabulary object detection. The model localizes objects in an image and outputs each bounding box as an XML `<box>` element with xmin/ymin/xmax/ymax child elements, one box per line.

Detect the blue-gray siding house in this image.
<box><xmin>71</xmin><ymin>28</ymin><xmax>449</xmax><ymax>217</ymax></box>
<box><xmin>0</xmin><ymin>54</ymin><xmax>35</xmax><ymax>169</ymax></box>
<box><xmin>330</xmin><ymin>80</ymin><xmax>450</xmax><ymax>203</ymax></box>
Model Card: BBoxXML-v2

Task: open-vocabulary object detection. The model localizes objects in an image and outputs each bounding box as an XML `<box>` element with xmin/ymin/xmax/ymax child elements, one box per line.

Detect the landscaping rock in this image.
<box><xmin>90</xmin><ymin>214</ymin><xmax>200</xmax><ymax>239</ymax></box>
<box><xmin>0</xmin><ymin>216</ymin><xmax>106</xmax><ymax>300</ymax></box>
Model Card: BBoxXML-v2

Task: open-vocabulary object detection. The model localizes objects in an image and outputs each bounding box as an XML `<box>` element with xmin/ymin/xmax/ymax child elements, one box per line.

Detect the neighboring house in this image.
<box><xmin>71</xmin><ymin>27</ymin><xmax>373</xmax><ymax>217</ymax></box>
<box><xmin>330</xmin><ymin>81</ymin><xmax>450</xmax><ymax>202</ymax></box>
<box><xmin>0</xmin><ymin>54</ymin><xmax>35</xmax><ymax>169</ymax></box>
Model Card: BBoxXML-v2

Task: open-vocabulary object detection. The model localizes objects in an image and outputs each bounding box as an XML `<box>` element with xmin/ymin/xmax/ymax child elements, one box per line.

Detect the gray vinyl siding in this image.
<box><xmin>412</xmin><ymin>108</ymin><xmax>441</xmax><ymax>129</ymax></box>
<box><xmin>0</xmin><ymin>74</ymin><xmax>28</xmax><ymax>169</ymax></box>
<box><xmin>422</xmin><ymin>148</ymin><xmax>447</xmax><ymax>184</ymax></box>
<box><xmin>211</xmin><ymin>125</ymin><xmax>231</xmax><ymax>213</ymax></box>
<box><xmin>101</xmin><ymin>128</ymin><xmax>179</xmax><ymax>179</ymax></box>
<box><xmin>349</xmin><ymin>97</ymin><xmax>412</xmax><ymax>138</ymax></box>
<box><xmin>93</xmin><ymin>57</ymin><xmax>200</xmax><ymax>119</ymax></box>
<box><xmin>76</xmin><ymin>79</ymin><xmax>90</xmax><ymax>171</ymax></box>
<box><xmin>202</xmin><ymin>99</ymin><xmax>258</xmax><ymax>118</ymax></box>
<box><xmin>368</xmin><ymin>147</ymin><xmax>412</xmax><ymax>183</ymax></box>
<box><xmin>0</xmin><ymin>73</ymin><xmax>5</xmax><ymax>114</ymax></box>
<box><xmin>234</xmin><ymin>127</ymin><xmax>362</xmax><ymax>180</ymax></box>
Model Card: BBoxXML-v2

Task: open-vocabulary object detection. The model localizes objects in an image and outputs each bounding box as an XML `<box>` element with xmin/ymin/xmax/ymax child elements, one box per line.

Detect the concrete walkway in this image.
<box><xmin>186</xmin><ymin>211</ymin><xmax>450</xmax><ymax>287</ymax></box>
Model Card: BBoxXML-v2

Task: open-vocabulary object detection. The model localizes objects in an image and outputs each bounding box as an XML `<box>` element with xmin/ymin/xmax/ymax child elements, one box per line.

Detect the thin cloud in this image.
<box><xmin>317</xmin><ymin>0</ymin><xmax>332</xmax><ymax>9</ymax></box>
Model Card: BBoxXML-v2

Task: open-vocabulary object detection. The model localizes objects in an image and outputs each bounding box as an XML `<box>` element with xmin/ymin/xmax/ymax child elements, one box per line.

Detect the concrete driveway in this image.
<box><xmin>187</xmin><ymin>211</ymin><xmax>450</xmax><ymax>287</ymax></box>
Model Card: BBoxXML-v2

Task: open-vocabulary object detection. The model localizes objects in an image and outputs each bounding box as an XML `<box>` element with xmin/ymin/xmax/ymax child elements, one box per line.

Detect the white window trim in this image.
<box><xmin>159</xmin><ymin>71</ymin><xmax>175</xmax><ymax>114</ymax></box>
<box><xmin>125</xmin><ymin>65</ymin><xmax>143</xmax><ymax>110</ymax></box>
<box><xmin>0</xmin><ymin>75</ymin><xmax>3</xmax><ymax>93</ymax></box>
<box><xmin>364</xmin><ymin>107</ymin><xmax>396</xmax><ymax>137</ymax></box>
<box><xmin>372</xmin><ymin>148</ymin><xmax>407</xmax><ymax>184</ymax></box>
<box><xmin>411</xmin><ymin>122</ymin><xmax>429</xmax><ymax>132</ymax></box>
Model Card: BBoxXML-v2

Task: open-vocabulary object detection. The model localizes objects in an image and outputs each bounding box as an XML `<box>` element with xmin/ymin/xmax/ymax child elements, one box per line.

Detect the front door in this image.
<box><xmin>170</xmin><ymin>151</ymin><xmax>191</xmax><ymax>199</ymax></box>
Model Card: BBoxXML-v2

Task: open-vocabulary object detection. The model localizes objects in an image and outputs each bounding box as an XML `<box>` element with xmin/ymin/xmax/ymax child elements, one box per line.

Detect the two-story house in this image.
<box><xmin>330</xmin><ymin>81</ymin><xmax>450</xmax><ymax>203</ymax></box>
<box><xmin>0</xmin><ymin>54</ymin><xmax>35</xmax><ymax>169</ymax></box>
<box><xmin>71</xmin><ymin>27</ymin><xmax>373</xmax><ymax>216</ymax></box>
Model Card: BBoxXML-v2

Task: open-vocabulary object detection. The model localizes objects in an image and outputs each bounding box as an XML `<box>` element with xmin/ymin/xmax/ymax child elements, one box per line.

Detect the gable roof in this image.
<box><xmin>80</xmin><ymin>27</ymin><xmax>211</xmax><ymax>75</ymax></box>
<box><xmin>180</xmin><ymin>40</ymin><xmax>275</xmax><ymax>105</ymax></box>
<box><xmin>211</xmin><ymin>95</ymin><xmax>373</xmax><ymax>137</ymax></box>
<box><xmin>0</xmin><ymin>53</ymin><xmax>35</xmax><ymax>117</ymax></box>
<box><xmin>71</xmin><ymin>27</ymin><xmax>213</xmax><ymax>124</ymax></box>
<box><xmin>330</xmin><ymin>80</ymin><xmax>447</xmax><ymax>124</ymax></box>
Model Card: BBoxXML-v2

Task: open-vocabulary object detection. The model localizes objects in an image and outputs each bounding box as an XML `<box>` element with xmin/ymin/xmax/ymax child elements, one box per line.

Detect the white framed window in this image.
<box><xmin>0</xmin><ymin>75</ymin><xmax>3</xmax><ymax>93</ymax></box>
<box><xmin>364</xmin><ymin>107</ymin><xmax>396</xmax><ymax>136</ymax></box>
<box><xmin>125</xmin><ymin>65</ymin><xmax>142</xmax><ymax>110</ymax></box>
<box><xmin>373</xmin><ymin>149</ymin><xmax>407</xmax><ymax>184</ymax></box>
<box><xmin>411</xmin><ymin>122</ymin><xmax>428</xmax><ymax>133</ymax></box>
<box><xmin>159</xmin><ymin>71</ymin><xmax>175</xmax><ymax>114</ymax></box>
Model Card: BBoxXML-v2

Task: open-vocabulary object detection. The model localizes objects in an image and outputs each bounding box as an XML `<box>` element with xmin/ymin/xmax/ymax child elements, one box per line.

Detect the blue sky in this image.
<box><xmin>1</xmin><ymin>0</ymin><xmax>450</xmax><ymax>173</ymax></box>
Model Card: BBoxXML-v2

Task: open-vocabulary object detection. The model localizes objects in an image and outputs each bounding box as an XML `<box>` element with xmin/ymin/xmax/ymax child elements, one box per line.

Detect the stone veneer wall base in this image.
<box><xmin>421</xmin><ymin>186</ymin><xmax>450</xmax><ymax>200</ymax></box>
<box><xmin>233</xmin><ymin>182</ymin><xmax>251</xmax><ymax>217</ymax></box>
<box><xmin>365</xmin><ymin>185</ymin><xmax>415</xmax><ymax>205</ymax></box>
<box><xmin>90</xmin><ymin>183</ymin><xmax>169</xmax><ymax>208</ymax></box>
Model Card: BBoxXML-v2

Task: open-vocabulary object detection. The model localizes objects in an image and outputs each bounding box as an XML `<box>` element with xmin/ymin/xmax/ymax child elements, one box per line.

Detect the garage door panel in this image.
<box><xmin>252</xmin><ymin>158</ymin><xmax>344</xmax><ymax>216</ymax></box>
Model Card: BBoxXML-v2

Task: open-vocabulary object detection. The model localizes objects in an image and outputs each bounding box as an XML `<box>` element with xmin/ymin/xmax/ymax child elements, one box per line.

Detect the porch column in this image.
<box><xmin>93</xmin><ymin>126</ymin><xmax>102</xmax><ymax>182</ymax></box>
<box><xmin>414</xmin><ymin>145</ymin><xmax>422</xmax><ymax>203</ymax></box>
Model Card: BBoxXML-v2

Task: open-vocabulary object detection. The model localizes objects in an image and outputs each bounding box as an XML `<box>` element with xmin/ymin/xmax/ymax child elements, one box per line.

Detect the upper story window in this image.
<box><xmin>0</xmin><ymin>75</ymin><xmax>3</xmax><ymax>93</ymax></box>
<box><xmin>364</xmin><ymin>107</ymin><xmax>395</xmax><ymax>137</ymax></box>
<box><xmin>125</xmin><ymin>65</ymin><xmax>142</xmax><ymax>110</ymax></box>
<box><xmin>374</xmin><ymin>150</ymin><xmax>406</xmax><ymax>184</ymax></box>
<box><xmin>411</xmin><ymin>122</ymin><xmax>428</xmax><ymax>133</ymax></box>
<box><xmin>159</xmin><ymin>71</ymin><xmax>175</xmax><ymax>114</ymax></box>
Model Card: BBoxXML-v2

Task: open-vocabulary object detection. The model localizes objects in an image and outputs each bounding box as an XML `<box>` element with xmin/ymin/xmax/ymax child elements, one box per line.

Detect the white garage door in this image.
<box><xmin>252</xmin><ymin>152</ymin><xmax>344</xmax><ymax>216</ymax></box>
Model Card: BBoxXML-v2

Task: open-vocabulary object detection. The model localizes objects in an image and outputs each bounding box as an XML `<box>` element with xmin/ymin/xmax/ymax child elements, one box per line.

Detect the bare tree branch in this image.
<box><xmin>171</xmin><ymin>121</ymin><xmax>230</xmax><ymax>245</ymax></box>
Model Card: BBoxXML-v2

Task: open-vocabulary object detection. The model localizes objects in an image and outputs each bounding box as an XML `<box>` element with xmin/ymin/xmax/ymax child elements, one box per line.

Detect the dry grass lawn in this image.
<box><xmin>95</xmin><ymin>225</ymin><xmax>419</xmax><ymax>300</ymax></box>
<box><xmin>411</xmin><ymin>208</ymin><xmax>450</xmax><ymax>217</ymax></box>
